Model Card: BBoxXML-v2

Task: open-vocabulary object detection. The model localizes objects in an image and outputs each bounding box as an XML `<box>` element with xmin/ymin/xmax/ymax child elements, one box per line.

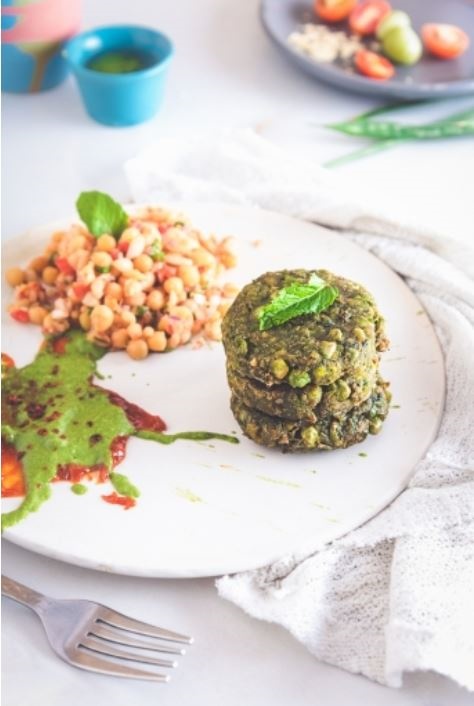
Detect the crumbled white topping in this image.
<box><xmin>288</xmin><ymin>23</ymin><xmax>363</xmax><ymax>64</ymax></box>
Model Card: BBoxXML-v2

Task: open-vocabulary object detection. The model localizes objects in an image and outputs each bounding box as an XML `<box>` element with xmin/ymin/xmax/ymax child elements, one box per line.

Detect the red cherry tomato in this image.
<box><xmin>349</xmin><ymin>0</ymin><xmax>391</xmax><ymax>35</ymax></box>
<box><xmin>314</xmin><ymin>0</ymin><xmax>357</xmax><ymax>23</ymax></box>
<box><xmin>355</xmin><ymin>49</ymin><xmax>395</xmax><ymax>79</ymax></box>
<box><xmin>422</xmin><ymin>24</ymin><xmax>469</xmax><ymax>59</ymax></box>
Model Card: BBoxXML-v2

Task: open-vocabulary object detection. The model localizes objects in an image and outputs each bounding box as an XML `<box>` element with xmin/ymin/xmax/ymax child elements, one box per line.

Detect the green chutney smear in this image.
<box><xmin>1</xmin><ymin>330</ymin><xmax>238</xmax><ymax>531</ymax></box>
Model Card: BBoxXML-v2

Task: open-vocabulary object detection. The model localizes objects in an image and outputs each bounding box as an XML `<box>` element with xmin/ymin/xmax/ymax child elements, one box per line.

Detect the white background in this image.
<box><xmin>2</xmin><ymin>1</ymin><xmax>473</xmax><ymax>704</ymax></box>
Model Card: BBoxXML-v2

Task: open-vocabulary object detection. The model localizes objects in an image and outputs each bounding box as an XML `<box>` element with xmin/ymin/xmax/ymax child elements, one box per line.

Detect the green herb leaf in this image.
<box><xmin>150</xmin><ymin>239</ymin><xmax>165</xmax><ymax>261</ymax></box>
<box><xmin>76</xmin><ymin>191</ymin><xmax>128</xmax><ymax>239</ymax></box>
<box><xmin>258</xmin><ymin>274</ymin><xmax>338</xmax><ymax>331</ymax></box>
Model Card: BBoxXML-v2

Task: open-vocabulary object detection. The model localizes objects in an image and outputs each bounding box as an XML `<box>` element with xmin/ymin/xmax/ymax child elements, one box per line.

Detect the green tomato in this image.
<box><xmin>382</xmin><ymin>26</ymin><xmax>422</xmax><ymax>65</ymax></box>
<box><xmin>376</xmin><ymin>10</ymin><xmax>411</xmax><ymax>40</ymax></box>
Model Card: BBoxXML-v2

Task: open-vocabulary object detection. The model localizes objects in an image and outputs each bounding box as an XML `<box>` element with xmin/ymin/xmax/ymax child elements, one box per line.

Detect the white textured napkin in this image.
<box><xmin>125</xmin><ymin>131</ymin><xmax>474</xmax><ymax>690</ymax></box>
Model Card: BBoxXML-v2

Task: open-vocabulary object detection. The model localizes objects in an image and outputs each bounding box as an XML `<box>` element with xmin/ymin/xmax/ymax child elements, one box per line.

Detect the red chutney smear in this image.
<box><xmin>101</xmin><ymin>492</ymin><xmax>136</xmax><ymax>510</ymax></box>
<box><xmin>106</xmin><ymin>391</ymin><xmax>166</xmax><ymax>433</ymax></box>
<box><xmin>1</xmin><ymin>443</ymin><xmax>26</xmax><ymax>498</ymax></box>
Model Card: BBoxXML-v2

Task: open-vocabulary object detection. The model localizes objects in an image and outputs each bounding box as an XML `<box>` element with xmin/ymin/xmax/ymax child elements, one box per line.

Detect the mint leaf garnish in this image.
<box><xmin>258</xmin><ymin>274</ymin><xmax>338</xmax><ymax>331</ymax></box>
<box><xmin>76</xmin><ymin>191</ymin><xmax>128</xmax><ymax>239</ymax></box>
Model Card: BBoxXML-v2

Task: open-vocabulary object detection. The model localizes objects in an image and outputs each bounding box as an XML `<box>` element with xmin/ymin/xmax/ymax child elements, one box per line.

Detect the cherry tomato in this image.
<box><xmin>314</xmin><ymin>0</ymin><xmax>357</xmax><ymax>23</ymax></box>
<box><xmin>422</xmin><ymin>24</ymin><xmax>469</xmax><ymax>60</ymax></box>
<box><xmin>349</xmin><ymin>0</ymin><xmax>391</xmax><ymax>36</ymax></box>
<box><xmin>355</xmin><ymin>49</ymin><xmax>395</xmax><ymax>80</ymax></box>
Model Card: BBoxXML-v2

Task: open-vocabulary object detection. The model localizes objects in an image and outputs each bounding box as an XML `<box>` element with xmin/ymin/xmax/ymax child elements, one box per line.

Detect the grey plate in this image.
<box><xmin>261</xmin><ymin>0</ymin><xmax>474</xmax><ymax>98</ymax></box>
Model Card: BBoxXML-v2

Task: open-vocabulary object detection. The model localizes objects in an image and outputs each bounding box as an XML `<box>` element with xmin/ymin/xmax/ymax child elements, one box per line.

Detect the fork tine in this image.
<box><xmin>72</xmin><ymin>648</ymin><xmax>170</xmax><ymax>682</ymax></box>
<box><xmin>90</xmin><ymin>624</ymin><xmax>186</xmax><ymax>655</ymax></box>
<box><xmin>98</xmin><ymin>608</ymin><xmax>193</xmax><ymax>644</ymax></box>
<box><xmin>80</xmin><ymin>636</ymin><xmax>178</xmax><ymax>668</ymax></box>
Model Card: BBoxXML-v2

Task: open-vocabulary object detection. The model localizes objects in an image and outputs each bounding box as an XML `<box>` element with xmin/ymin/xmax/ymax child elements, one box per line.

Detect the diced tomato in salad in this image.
<box><xmin>10</xmin><ymin>309</ymin><xmax>29</xmax><ymax>323</ymax></box>
<box><xmin>55</xmin><ymin>257</ymin><xmax>75</xmax><ymax>276</ymax></box>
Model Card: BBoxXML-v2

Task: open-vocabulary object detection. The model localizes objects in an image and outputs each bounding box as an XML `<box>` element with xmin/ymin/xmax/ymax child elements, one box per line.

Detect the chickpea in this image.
<box><xmin>6</xmin><ymin>267</ymin><xmax>25</xmax><ymax>287</ymax></box>
<box><xmin>105</xmin><ymin>282</ymin><xmax>122</xmax><ymax>299</ymax></box>
<box><xmin>148</xmin><ymin>331</ymin><xmax>167</xmax><ymax>352</ymax></box>
<box><xmin>146</xmin><ymin>289</ymin><xmax>165</xmax><ymax>311</ymax></box>
<box><xmin>134</xmin><ymin>254</ymin><xmax>153</xmax><ymax>273</ymax></box>
<box><xmin>96</xmin><ymin>234</ymin><xmax>116</xmax><ymax>252</ymax></box>
<box><xmin>178</xmin><ymin>264</ymin><xmax>200</xmax><ymax>288</ymax></box>
<box><xmin>169</xmin><ymin>305</ymin><xmax>193</xmax><ymax>322</ymax></box>
<box><xmin>120</xmin><ymin>227</ymin><xmax>140</xmax><ymax>244</ymax></box>
<box><xmin>111</xmin><ymin>328</ymin><xmax>129</xmax><ymax>349</ymax></box>
<box><xmin>30</xmin><ymin>256</ymin><xmax>49</xmax><ymax>273</ymax></box>
<box><xmin>120</xmin><ymin>311</ymin><xmax>136</xmax><ymax>326</ymax></box>
<box><xmin>79</xmin><ymin>310</ymin><xmax>91</xmax><ymax>330</ymax></box>
<box><xmin>92</xmin><ymin>251</ymin><xmax>112</xmax><ymax>269</ymax></box>
<box><xmin>166</xmin><ymin>333</ymin><xmax>181</xmax><ymax>350</ymax></box>
<box><xmin>142</xmin><ymin>326</ymin><xmax>155</xmax><ymax>338</ymax></box>
<box><xmin>127</xmin><ymin>338</ymin><xmax>149</xmax><ymax>360</ymax></box>
<box><xmin>42</xmin><ymin>313</ymin><xmax>69</xmax><ymax>334</ymax></box>
<box><xmin>42</xmin><ymin>266</ymin><xmax>59</xmax><ymax>285</ymax></box>
<box><xmin>90</xmin><ymin>304</ymin><xmax>114</xmax><ymax>332</ymax></box>
<box><xmin>204</xmin><ymin>320</ymin><xmax>222</xmax><ymax>341</ymax></box>
<box><xmin>67</xmin><ymin>234</ymin><xmax>86</xmax><ymax>254</ymax></box>
<box><xmin>123</xmin><ymin>279</ymin><xmax>141</xmax><ymax>300</ymax></box>
<box><xmin>163</xmin><ymin>277</ymin><xmax>185</xmax><ymax>295</ymax></box>
<box><xmin>219</xmin><ymin>252</ymin><xmax>237</xmax><ymax>268</ymax></box>
<box><xmin>112</xmin><ymin>258</ymin><xmax>133</xmax><ymax>274</ymax></box>
<box><xmin>127</xmin><ymin>323</ymin><xmax>143</xmax><ymax>340</ymax></box>
<box><xmin>191</xmin><ymin>248</ymin><xmax>215</xmax><ymax>268</ymax></box>
<box><xmin>104</xmin><ymin>295</ymin><xmax>119</xmax><ymax>310</ymax></box>
<box><xmin>29</xmin><ymin>306</ymin><xmax>47</xmax><ymax>325</ymax></box>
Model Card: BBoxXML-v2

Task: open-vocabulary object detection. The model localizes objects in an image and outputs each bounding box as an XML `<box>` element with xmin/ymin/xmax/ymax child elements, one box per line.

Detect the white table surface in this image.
<box><xmin>2</xmin><ymin>1</ymin><xmax>473</xmax><ymax>704</ymax></box>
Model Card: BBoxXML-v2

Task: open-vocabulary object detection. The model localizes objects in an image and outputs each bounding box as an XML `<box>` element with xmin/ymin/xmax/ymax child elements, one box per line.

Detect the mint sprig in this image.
<box><xmin>258</xmin><ymin>274</ymin><xmax>338</xmax><ymax>331</ymax></box>
<box><xmin>76</xmin><ymin>191</ymin><xmax>128</xmax><ymax>239</ymax></box>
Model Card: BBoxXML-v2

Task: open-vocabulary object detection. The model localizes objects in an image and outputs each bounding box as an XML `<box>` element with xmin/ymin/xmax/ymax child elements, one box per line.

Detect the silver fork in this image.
<box><xmin>2</xmin><ymin>575</ymin><xmax>193</xmax><ymax>682</ymax></box>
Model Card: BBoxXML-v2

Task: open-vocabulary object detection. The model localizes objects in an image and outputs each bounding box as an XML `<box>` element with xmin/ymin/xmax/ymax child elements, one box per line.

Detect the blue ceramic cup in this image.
<box><xmin>63</xmin><ymin>25</ymin><xmax>174</xmax><ymax>126</ymax></box>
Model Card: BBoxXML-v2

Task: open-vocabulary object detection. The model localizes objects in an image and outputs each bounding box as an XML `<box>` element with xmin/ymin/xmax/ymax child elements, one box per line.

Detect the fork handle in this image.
<box><xmin>2</xmin><ymin>575</ymin><xmax>45</xmax><ymax>610</ymax></box>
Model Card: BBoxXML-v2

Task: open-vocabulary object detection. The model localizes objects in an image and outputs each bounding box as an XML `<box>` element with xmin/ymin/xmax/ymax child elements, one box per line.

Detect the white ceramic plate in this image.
<box><xmin>2</xmin><ymin>204</ymin><xmax>445</xmax><ymax>577</ymax></box>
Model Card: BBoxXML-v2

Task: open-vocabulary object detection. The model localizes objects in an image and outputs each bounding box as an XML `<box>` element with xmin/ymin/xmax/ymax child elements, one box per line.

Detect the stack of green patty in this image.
<box><xmin>222</xmin><ymin>269</ymin><xmax>391</xmax><ymax>452</ymax></box>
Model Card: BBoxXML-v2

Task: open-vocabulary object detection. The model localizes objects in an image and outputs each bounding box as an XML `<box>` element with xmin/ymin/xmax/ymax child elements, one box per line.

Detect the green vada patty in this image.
<box><xmin>226</xmin><ymin>363</ymin><xmax>379</xmax><ymax>423</ymax></box>
<box><xmin>230</xmin><ymin>379</ymin><xmax>391</xmax><ymax>452</ymax></box>
<box><xmin>222</xmin><ymin>269</ymin><xmax>388</xmax><ymax>388</ymax></box>
<box><xmin>222</xmin><ymin>269</ymin><xmax>390</xmax><ymax>452</ymax></box>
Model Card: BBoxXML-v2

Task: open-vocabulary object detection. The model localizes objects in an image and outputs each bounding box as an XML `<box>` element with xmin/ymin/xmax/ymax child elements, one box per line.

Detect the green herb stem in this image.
<box><xmin>328</xmin><ymin>115</ymin><xmax>474</xmax><ymax>140</ymax></box>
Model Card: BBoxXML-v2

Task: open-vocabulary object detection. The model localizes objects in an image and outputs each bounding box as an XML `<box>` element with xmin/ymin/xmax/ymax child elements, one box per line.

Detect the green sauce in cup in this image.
<box><xmin>86</xmin><ymin>49</ymin><xmax>155</xmax><ymax>74</ymax></box>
